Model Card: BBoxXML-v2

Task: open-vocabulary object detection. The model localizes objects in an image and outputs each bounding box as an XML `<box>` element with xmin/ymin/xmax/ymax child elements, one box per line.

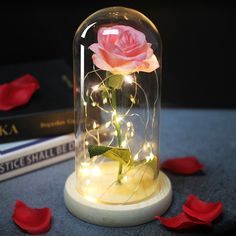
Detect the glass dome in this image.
<box><xmin>73</xmin><ymin>6</ymin><xmax>162</xmax><ymax>205</ymax></box>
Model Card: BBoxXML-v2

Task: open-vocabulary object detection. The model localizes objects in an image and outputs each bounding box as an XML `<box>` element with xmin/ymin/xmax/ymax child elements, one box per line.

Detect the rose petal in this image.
<box><xmin>140</xmin><ymin>54</ymin><xmax>160</xmax><ymax>73</ymax></box>
<box><xmin>155</xmin><ymin>195</ymin><xmax>223</xmax><ymax>231</ymax></box>
<box><xmin>91</xmin><ymin>53</ymin><xmax>113</xmax><ymax>72</ymax></box>
<box><xmin>0</xmin><ymin>74</ymin><xmax>40</xmax><ymax>111</ymax></box>
<box><xmin>155</xmin><ymin>212</ymin><xmax>211</xmax><ymax>230</ymax></box>
<box><xmin>13</xmin><ymin>200</ymin><xmax>51</xmax><ymax>235</ymax></box>
<box><xmin>183</xmin><ymin>194</ymin><xmax>223</xmax><ymax>223</ymax></box>
<box><xmin>161</xmin><ymin>156</ymin><xmax>204</xmax><ymax>174</ymax></box>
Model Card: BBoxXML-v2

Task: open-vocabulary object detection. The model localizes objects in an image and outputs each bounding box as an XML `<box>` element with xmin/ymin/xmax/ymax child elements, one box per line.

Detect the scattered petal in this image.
<box><xmin>155</xmin><ymin>212</ymin><xmax>211</xmax><ymax>230</ymax></box>
<box><xmin>13</xmin><ymin>200</ymin><xmax>51</xmax><ymax>235</ymax></box>
<box><xmin>183</xmin><ymin>194</ymin><xmax>223</xmax><ymax>223</ymax></box>
<box><xmin>155</xmin><ymin>194</ymin><xmax>223</xmax><ymax>231</ymax></box>
<box><xmin>161</xmin><ymin>156</ymin><xmax>204</xmax><ymax>174</ymax></box>
<box><xmin>0</xmin><ymin>74</ymin><xmax>40</xmax><ymax>111</ymax></box>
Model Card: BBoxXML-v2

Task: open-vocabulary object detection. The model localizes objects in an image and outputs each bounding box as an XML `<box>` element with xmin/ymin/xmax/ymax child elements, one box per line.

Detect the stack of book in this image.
<box><xmin>0</xmin><ymin>60</ymin><xmax>75</xmax><ymax>181</ymax></box>
<box><xmin>0</xmin><ymin>134</ymin><xmax>74</xmax><ymax>181</ymax></box>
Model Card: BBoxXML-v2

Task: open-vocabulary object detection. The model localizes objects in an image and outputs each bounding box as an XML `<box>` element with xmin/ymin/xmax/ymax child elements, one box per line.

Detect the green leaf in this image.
<box><xmin>88</xmin><ymin>145</ymin><xmax>112</xmax><ymax>158</ymax></box>
<box><xmin>104</xmin><ymin>148</ymin><xmax>132</xmax><ymax>165</ymax></box>
<box><xmin>88</xmin><ymin>145</ymin><xmax>132</xmax><ymax>165</ymax></box>
<box><xmin>108</xmin><ymin>74</ymin><xmax>123</xmax><ymax>89</ymax></box>
<box><xmin>148</xmin><ymin>155</ymin><xmax>158</xmax><ymax>179</ymax></box>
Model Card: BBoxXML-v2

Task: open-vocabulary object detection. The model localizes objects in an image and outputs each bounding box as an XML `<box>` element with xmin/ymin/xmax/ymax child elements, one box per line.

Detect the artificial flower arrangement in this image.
<box><xmin>74</xmin><ymin>22</ymin><xmax>162</xmax><ymax>205</ymax></box>
<box><xmin>65</xmin><ymin>6</ymin><xmax>171</xmax><ymax>227</ymax></box>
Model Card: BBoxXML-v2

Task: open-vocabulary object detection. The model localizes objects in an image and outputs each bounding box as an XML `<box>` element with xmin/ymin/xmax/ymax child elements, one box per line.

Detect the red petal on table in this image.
<box><xmin>183</xmin><ymin>194</ymin><xmax>223</xmax><ymax>223</ymax></box>
<box><xmin>155</xmin><ymin>212</ymin><xmax>211</xmax><ymax>230</ymax></box>
<box><xmin>161</xmin><ymin>156</ymin><xmax>204</xmax><ymax>174</ymax></box>
<box><xmin>0</xmin><ymin>74</ymin><xmax>40</xmax><ymax>111</ymax></box>
<box><xmin>13</xmin><ymin>200</ymin><xmax>51</xmax><ymax>235</ymax></box>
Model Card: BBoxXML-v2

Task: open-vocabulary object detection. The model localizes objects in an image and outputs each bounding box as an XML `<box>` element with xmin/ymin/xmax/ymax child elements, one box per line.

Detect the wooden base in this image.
<box><xmin>64</xmin><ymin>171</ymin><xmax>172</xmax><ymax>227</ymax></box>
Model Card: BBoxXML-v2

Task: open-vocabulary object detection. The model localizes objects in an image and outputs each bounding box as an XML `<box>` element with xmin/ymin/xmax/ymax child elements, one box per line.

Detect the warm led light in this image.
<box><xmin>124</xmin><ymin>75</ymin><xmax>133</xmax><ymax>84</ymax></box>
<box><xmin>85</xmin><ymin>140</ymin><xmax>89</xmax><ymax>146</ymax></box>
<box><xmin>92</xmin><ymin>102</ymin><xmax>96</xmax><ymax>107</ymax></box>
<box><xmin>93</xmin><ymin>121</ymin><xmax>97</xmax><ymax>129</ymax></box>
<box><xmin>112</xmin><ymin>110</ymin><xmax>117</xmax><ymax>116</ymax></box>
<box><xmin>117</xmin><ymin>115</ymin><xmax>123</xmax><ymax>122</ymax></box>
<box><xmin>121</xmin><ymin>140</ymin><xmax>127</xmax><ymax>147</ymax></box>
<box><xmin>103</xmin><ymin>97</ymin><xmax>107</xmax><ymax>104</ymax></box>
<box><xmin>83</xmin><ymin>101</ymin><xmax>87</xmax><ymax>106</ymax></box>
<box><xmin>143</xmin><ymin>144</ymin><xmax>147</xmax><ymax>151</ymax></box>
<box><xmin>92</xmin><ymin>84</ymin><xmax>99</xmax><ymax>91</ymax></box>
<box><xmin>130</xmin><ymin>131</ymin><xmax>134</xmax><ymax>137</ymax></box>
<box><xmin>134</xmin><ymin>153</ymin><xmax>139</xmax><ymax>161</ymax></box>
<box><xmin>143</xmin><ymin>142</ymin><xmax>151</xmax><ymax>151</ymax></box>
<box><xmin>123</xmin><ymin>176</ymin><xmax>128</xmax><ymax>182</ymax></box>
<box><xmin>146</xmin><ymin>152</ymin><xmax>155</xmax><ymax>162</ymax></box>
<box><xmin>130</xmin><ymin>95</ymin><xmax>135</xmax><ymax>104</ymax></box>
<box><xmin>149</xmin><ymin>142</ymin><xmax>156</xmax><ymax>149</ymax></box>
<box><xmin>127</xmin><ymin>122</ymin><xmax>131</xmax><ymax>128</ymax></box>
<box><xmin>105</xmin><ymin>121</ymin><xmax>111</xmax><ymax>128</ymax></box>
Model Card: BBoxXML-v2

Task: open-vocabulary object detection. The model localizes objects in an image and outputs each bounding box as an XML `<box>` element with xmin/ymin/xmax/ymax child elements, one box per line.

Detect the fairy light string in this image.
<box><xmin>80</xmin><ymin>68</ymin><xmax>159</xmax><ymax>190</ymax></box>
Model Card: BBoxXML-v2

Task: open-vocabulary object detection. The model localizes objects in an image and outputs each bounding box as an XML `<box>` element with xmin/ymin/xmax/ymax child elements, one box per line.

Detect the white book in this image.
<box><xmin>0</xmin><ymin>133</ymin><xmax>75</xmax><ymax>181</ymax></box>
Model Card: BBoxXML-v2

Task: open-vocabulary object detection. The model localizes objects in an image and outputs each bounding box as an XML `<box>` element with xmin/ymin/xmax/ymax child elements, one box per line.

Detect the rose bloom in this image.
<box><xmin>89</xmin><ymin>25</ymin><xmax>159</xmax><ymax>75</ymax></box>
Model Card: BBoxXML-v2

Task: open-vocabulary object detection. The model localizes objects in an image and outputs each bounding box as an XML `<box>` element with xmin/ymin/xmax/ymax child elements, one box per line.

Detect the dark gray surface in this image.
<box><xmin>1</xmin><ymin>109</ymin><xmax>236</xmax><ymax>235</ymax></box>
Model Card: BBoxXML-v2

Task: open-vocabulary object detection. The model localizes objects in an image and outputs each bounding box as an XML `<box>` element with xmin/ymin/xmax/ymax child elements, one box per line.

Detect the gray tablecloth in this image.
<box><xmin>1</xmin><ymin>109</ymin><xmax>236</xmax><ymax>235</ymax></box>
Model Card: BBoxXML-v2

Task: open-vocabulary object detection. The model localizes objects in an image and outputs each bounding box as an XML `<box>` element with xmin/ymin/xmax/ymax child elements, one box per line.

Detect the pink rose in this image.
<box><xmin>89</xmin><ymin>25</ymin><xmax>159</xmax><ymax>75</ymax></box>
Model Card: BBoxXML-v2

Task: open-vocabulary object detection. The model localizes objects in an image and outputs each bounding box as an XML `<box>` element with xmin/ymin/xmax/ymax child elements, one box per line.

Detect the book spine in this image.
<box><xmin>0</xmin><ymin>109</ymin><xmax>74</xmax><ymax>143</ymax></box>
<box><xmin>0</xmin><ymin>136</ymin><xmax>75</xmax><ymax>181</ymax></box>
